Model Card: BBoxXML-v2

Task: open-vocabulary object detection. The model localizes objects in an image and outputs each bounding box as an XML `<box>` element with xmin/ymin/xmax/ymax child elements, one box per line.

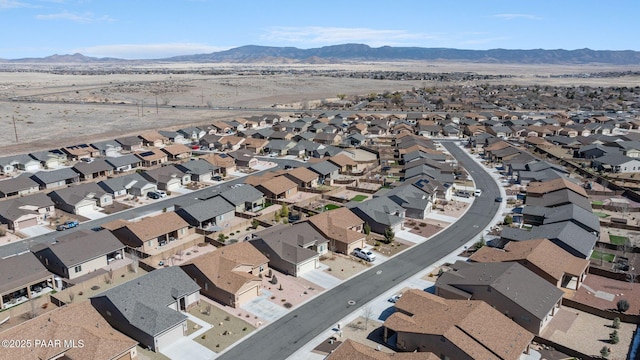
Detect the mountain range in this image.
<box><xmin>3</xmin><ymin>44</ymin><xmax>640</xmax><ymax>65</ymax></box>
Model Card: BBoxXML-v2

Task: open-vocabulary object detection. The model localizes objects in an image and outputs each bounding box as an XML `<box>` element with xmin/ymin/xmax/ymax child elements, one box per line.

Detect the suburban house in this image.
<box><xmin>308</xmin><ymin>161</ymin><xmax>340</xmax><ymax>185</ymax></box>
<box><xmin>115</xmin><ymin>136</ymin><xmax>145</xmax><ymax>152</ymax></box>
<box><xmin>181</xmin><ymin>242</ymin><xmax>269</xmax><ymax>308</ymax></box>
<box><xmin>379</xmin><ymin>181</ymin><xmax>437</xmax><ymax>219</ymax></box>
<box><xmin>158</xmin><ymin>130</ymin><xmax>188</xmax><ymax>144</ymax></box>
<box><xmin>256</xmin><ymin>176</ymin><xmax>298</xmax><ymax>200</ymax></box>
<box><xmin>0</xmin><ymin>193</ymin><xmax>56</xmax><ymax>230</ymax></box>
<box><xmin>91</xmin><ymin>140</ymin><xmax>123</xmax><ymax>157</ymax></box>
<box><xmin>98</xmin><ymin>173</ymin><xmax>157</xmax><ymax>198</ymax></box>
<box><xmin>105</xmin><ymin>154</ymin><xmax>143</xmax><ymax>173</ymax></box>
<box><xmin>0</xmin><ymin>252</ymin><xmax>55</xmax><ymax>310</ymax></box>
<box><xmin>249</xmin><ymin>223</ymin><xmax>329</xmax><ymax>277</ymax></box>
<box><xmin>175</xmin><ymin>196</ymin><xmax>235</xmax><ymax>229</ymax></box>
<box><xmin>326</xmin><ymin>339</ymin><xmax>438</xmax><ymax>360</ymax></box>
<box><xmin>242</xmin><ymin>137</ymin><xmax>269</xmax><ymax>153</ymax></box>
<box><xmin>202</xmin><ymin>153</ymin><xmax>236</xmax><ymax>176</ymax></box>
<box><xmin>47</xmin><ymin>182</ymin><xmax>113</xmax><ymax>215</ymax></box>
<box><xmin>90</xmin><ymin>267</ymin><xmax>200</xmax><ymax>352</ymax></box>
<box><xmin>592</xmin><ymin>153</ymin><xmax>640</xmax><ymax>173</ymax></box>
<box><xmin>141</xmin><ymin>165</ymin><xmax>191</xmax><ymax>191</ymax></box>
<box><xmin>62</xmin><ymin>144</ymin><xmax>100</xmax><ymax>161</ymax></box>
<box><xmin>32</xmin><ymin>230</ymin><xmax>125</xmax><ymax>283</ymax></box>
<box><xmin>110</xmin><ymin>212</ymin><xmax>194</xmax><ymax>257</ymax></box>
<box><xmin>175</xmin><ymin>159</ymin><xmax>219</xmax><ymax>182</ymax></box>
<box><xmin>161</xmin><ymin>143</ymin><xmax>193</xmax><ymax>161</ymax></box>
<box><xmin>383</xmin><ymin>290</ymin><xmax>533</xmax><ymax>360</ymax></box>
<box><xmin>327</xmin><ymin>153</ymin><xmax>358</xmax><ymax>174</ymax></box>
<box><xmin>0</xmin><ymin>174</ymin><xmax>40</xmax><ymax>198</ymax></box>
<box><xmin>283</xmin><ymin>167</ymin><xmax>319</xmax><ymax>189</ymax></box>
<box><xmin>30</xmin><ymin>168</ymin><xmax>80</xmax><ymax>190</ymax></box>
<box><xmin>0</xmin><ymin>154</ymin><xmax>41</xmax><ymax>174</ymax></box>
<box><xmin>499</xmin><ymin>221</ymin><xmax>598</xmax><ymax>259</ymax></box>
<box><xmin>138</xmin><ymin>130</ymin><xmax>167</xmax><ymax>147</ymax></box>
<box><xmin>29</xmin><ymin>150</ymin><xmax>67</xmax><ymax>169</ymax></box>
<box><xmin>177</xmin><ymin>126</ymin><xmax>206</xmax><ymax>141</ymax></box>
<box><xmin>522</xmin><ymin>203</ymin><xmax>600</xmax><ymax>235</ymax></box>
<box><xmin>134</xmin><ymin>148</ymin><xmax>169</xmax><ymax>167</ymax></box>
<box><xmin>436</xmin><ymin>261</ymin><xmax>564</xmax><ymax>335</ymax></box>
<box><xmin>304</xmin><ymin>207</ymin><xmax>366</xmax><ymax>255</ymax></box>
<box><xmin>214</xmin><ymin>135</ymin><xmax>245</xmax><ymax>151</ymax></box>
<box><xmin>228</xmin><ymin>149</ymin><xmax>258</xmax><ymax>168</ymax></box>
<box><xmin>219</xmin><ymin>184</ymin><xmax>266</xmax><ymax>213</ymax></box>
<box><xmin>71</xmin><ymin>159</ymin><xmax>114</xmax><ymax>181</ymax></box>
<box><xmin>469</xmin><ymin>238</ymin><xmax>589</xmax><ymax>290</ymax></box>
<box><xmin>348</xmin><ymin>196</ymin><xmax>405</xmax><ymax>234</ymax></box>
<box><xmin>0</xmin><ymin>301</ymin><xmax>138</xmax><ymax>360</ymax></box>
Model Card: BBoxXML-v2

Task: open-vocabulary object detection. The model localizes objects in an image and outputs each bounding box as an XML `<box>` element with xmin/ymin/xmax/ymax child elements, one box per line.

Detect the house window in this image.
<box><xmin>180</xmin><ymin>228</ymin><xmax>186</xmax><ymax>235</ymax></box>
<box><xmin>204</xmin><ymin>283</ymin><xmax>208</xmax><ymax>291</ymax></box>
<box><xmin>74</xmin><ymin>265</ymin><xmax>82</xmax><ymax>273</ymax></box>
<box><xmin>147</xmin><ymin>240</ymin><xmax>153</xmax><ymax>248</ymax></box>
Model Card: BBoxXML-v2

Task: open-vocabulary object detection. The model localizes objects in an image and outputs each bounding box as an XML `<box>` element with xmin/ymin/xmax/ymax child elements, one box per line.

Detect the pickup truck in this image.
<box><xmin>56</xmin><ymin>220</ymin><xmax>79</xmax><ymax>231</ymax></box>
<box><xmin>353</xmin><ymin>247</ymin><xmax>376</xmax><ymax>262</ymax></box>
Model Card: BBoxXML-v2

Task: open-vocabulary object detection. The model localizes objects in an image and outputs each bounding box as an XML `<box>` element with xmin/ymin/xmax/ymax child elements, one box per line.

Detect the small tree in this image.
<box><xmin>68</xmin><ymin>291</ymin><xmax>75</xmax><ymax>303</ymax></box>
<box><xmin>362</xmin><ymin>304</ymin><xmax>373</xmax><ymax>330</ymax></box>
<box><xmin>474</xmin><ymin>235</ymin><xmax>486</xmax><ymax>250</ymax></box>
<box><xmin>610</xmin><ymin>330</ymin><xmax>619</xmax><ymax>344</ymax></box>
<box><xmin>218</xmin><ymin>233</ymin><xmax>226</xmax><ymax>243</ymax></box>
<box><xmin>363</xmin><ymin>223</ymin><xmax>371</xmax><ymax>235</ymax></box>
<box><xmin>270</xmin><ymin>275</ymin><xmax>278</xmax><ymax>285</ymax></box>
<box><xmin>612</xmin><ymin>317</ymin><xmax>620</xmax><ymax>329</ymax></box>
<box><xmin>600</xmin><ymin>346</ymin><xmax>610</xmax><ymax>358</ymax></box>
<box><xmin>383</xmin><ymin>226</ymin><xmax>395</xmax><ymax>244</ymax></box>
<box><xmin>274</xmin><ymin>212</ymin><xmax>281</xmax><ymax>223</ymax></box>
<box><xmin>251</xmin><ymin>219</ymin><xmax>259</xmax><ymax>229</ymax></box>
<box><xmin>280</xmin><ymin>204</ymin><xmax>289</xmax><ymax>218</ymax></box>
<box><xmin>503</xmin><ymin>215</ymin><xmax>513</xmax><ymax>226</ymax></box>
<box><xmin>617</xmin><ymin>299</ymin><xmax>630</xmax><ymax>313</ymax></box>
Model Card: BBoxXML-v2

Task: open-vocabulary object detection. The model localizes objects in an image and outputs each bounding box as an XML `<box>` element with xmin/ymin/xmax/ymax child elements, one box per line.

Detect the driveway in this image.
<box><xmin>395</xmin><ymin>230</ymin><xmax>428</xmax><ymax>244</ymax></box>
<box><xmin>240</xmin><ymin>290</ymin><xmax>288</xmax><ymax>322</ymax></box>
<box><xmin>161</xmin><ymin>336</ymin><xmax>215</xmax><ymax>360</ymax></box>
<box><xmin>19</xmin><ymin>225</ymin><xmax>52</xmax><ymax>238</ymax></box>
<box><xmin>300</xmin><ymin>264</ymin><xmax>342</xmax><ymax>289</ymax></box>
<box><xmin>78</xmin><ymin>208</ymin><xmax>107</xmax><ymax>220</ymax></box>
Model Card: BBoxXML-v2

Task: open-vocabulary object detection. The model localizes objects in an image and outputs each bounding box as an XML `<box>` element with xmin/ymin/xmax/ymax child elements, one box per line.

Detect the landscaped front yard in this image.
<box><xmin>188</xmin><ymin>301</ymin><xmax>256</xmax><ymax>352</ymax></box>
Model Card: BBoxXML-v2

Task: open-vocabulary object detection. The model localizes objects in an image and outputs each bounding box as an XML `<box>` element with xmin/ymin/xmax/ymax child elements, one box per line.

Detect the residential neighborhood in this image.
<box><xmin>0</xmin><ymin>94</ymin><xmax>639</xmax><ymax>360</ymax></box>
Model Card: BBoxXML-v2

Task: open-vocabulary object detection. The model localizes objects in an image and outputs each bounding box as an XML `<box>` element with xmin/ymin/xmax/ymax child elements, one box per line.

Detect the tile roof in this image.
<box><xmin>500</xmin><ymin>221</ymin><xmax>598</xmax><ymax>259</ymax></box>
<box><xmin>123</xmin><ymin>212</ymin><xmax>190</xmax><ymax>241</ymax></box>
<box><xmin>0</xmin><ymin>301</ymin><xmax>137</xmax><ymax>360</ymax></box>
<box><xmin>258</xmin><ymin>176</ymin><xmax>297</xmax><ymax>195</ymax></box>
<box><xmin>526</xmin><ymin>177</ymin><xmax>587</xmax><ymax>197</ymax></box>
<box><xmin>305</xmin><ymin>207</ymin><xmax>365</xmax><ymax>245</ymax></box>
<box><xmin>326</xmin><ymin>339</ymin><xmax>438</xmax><ymax>360</ymax></box>
<box><xmin>384</xmin><ymin>290</ymin><xmax>533</xmax><ymax>360</ymax></box>
<box><xmin>184</xmin><ymin>242</ymin><xmax>268</xmax><ymax>294</ymax></box>
<box><xmin>469</xmin><ymin>238</ymin><xmax>589</xmax><ymax>282</ymax></box>
<box><xmin>284</xmin><ymin>167</ymin><xmax>319</xmax><ymax>183</ymax></box>
<box><xmin>252</xmin><ymin>223</ymin><xmax>327</xmax><ymax>264</ymax></box>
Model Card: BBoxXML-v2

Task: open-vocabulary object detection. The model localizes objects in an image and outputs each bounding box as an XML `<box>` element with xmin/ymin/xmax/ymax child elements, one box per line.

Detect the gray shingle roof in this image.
<box><xmin>501</xmin><ymin>221</ymin><xmax>597</xmax><ymax>258</ymax></box>
<box><xmin>175</xmin><ymin>159</ymin><xmax>218</xmax><ymax>175</ymax></box>
<box><xmin>348</xmin><ymin>197</ymin><xmax>404</xmax><ymax>227</ymax></box>
<box><xmin>308</xmin><ymin>161</ymin><xmax>339</xmax><ymax>176</ymax></box>
<box><xmin>220</xmin><ymin>185</ymin><xmax>264</xmax><ymax>207</ymax></box>
<box><xmin>38</xmin><ymin>230</ymin><xmax>124</xmax><ymax>268</ymax></box>
<box><xmin>105</xmin><ymin>154</ymin><xmax>142</xmax><ymax>168</ymax></box>
<box><xmin>30</xmin><ymin>168</ymin><xmax>79</xmax><ymax>185</ymax></box>
<box><xmin>92</xmin><ymin>267</ymin><xmax>199</xmax><ymax>336</ymax></box>
<box><xmin>176</xmin><ymin>196</ymin><xmax>235</xmax><ymax>225</ymax></box>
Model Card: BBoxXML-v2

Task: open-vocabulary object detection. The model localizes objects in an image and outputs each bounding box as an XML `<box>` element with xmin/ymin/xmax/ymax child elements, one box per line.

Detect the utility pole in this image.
<box><xmin>12</xmin><ymin>115</ymin><xmax>18</xmax><ymax>142</ymax></box>
<box><xmin>155</xmin><ymin>95</ymin><xmax>159</xmax><ymax>114</ymax></box>
<box><xmin>141</xmin><ymin>100</ymin><xmax>144</xmax><ymax>116</ymax></box>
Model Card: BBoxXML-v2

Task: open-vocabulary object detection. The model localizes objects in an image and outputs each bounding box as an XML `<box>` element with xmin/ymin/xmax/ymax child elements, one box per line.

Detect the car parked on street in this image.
<box><xmin>353</xmin><ymin>247</ymin><xmax>376</xmax><ymax>262</ymax></box>
<box><xmin>495</xmin><ymin>196</ymin><xmax>503</xmax><ymax>203</ymax></box>
<box><xmin>56</xmin><ymin>220</ymin><xmax>79</xmax><ymax>231</ymax></box>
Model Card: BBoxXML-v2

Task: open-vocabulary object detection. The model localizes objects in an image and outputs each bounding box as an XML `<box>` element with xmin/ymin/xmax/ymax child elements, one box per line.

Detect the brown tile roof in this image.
<box><xmin>124</xmin><ymin>212</ymin><xmax>189</xmax><ymax>241</ymax></box>
<box><xmin>258</xmin><ymin>176</ymin><xmax>297</xmax><ymax>195</ymax></box>
<box><xmin>384</xmin><ymin>290</ymin><xmax>533</xmax><ymax>360</ymax></box>
<box><xmin>285</xmin><ymin>167</ymin><xmax>318</xmax><ymax>183</ymax></box>
<box><xmin>99</xmin><ymin>218</ymin><xmax>129</xmax><ymax>231</ymax></box>
<box><xmin>0</xmin><ymin>252</ymin><xmax>52</xmax><ymax>295</ymax></box>
<box><xmin>161</xmin><ymin>143</ymin><xmax>192</xmax><ymax>156</ymax></box>
<box><xmin>525</xmin><ymin>136</ymin><xmax>550</xmax><ymax>146</ymax></box>
<box><xmin>243</xmin><ymin>172</ymin><xmax>279</xmax><ymax>186</ymax></box>
<box><xmin>243</xmin><ymin>137</ymin><xmax>268</xmax><ymax>148</ymax></box>
<box><xmin>134</xmin><ymin>148</ymin><xmax>167</xmax><ymax>161</ymax></box>
<box><xmin>186</xmin><ymin>242</ymin><xmax>268</xmax><ymax>294</ymax></box>
<box><xmin>526</xmin><ymin>177</ymin><xmax>587</xmax><ymax>197</ymax></box>
<box><xmin>0</xmin><ymin>301</ymin><xmax>137</xmax><ymax>360</ymax></box>
<box><xmin>138</xmin><ymin>130</ymin><xmax>166</xmax><ymax>142</ymax></box>
<box><xmin>328</xmin><ymin>153</ymin><xmax>357</xmax><ymax>167</ymax></box>
<box><xmin>326</xmin><ymin>339</ymin><xmax>438</xmax><ymax>360</ymax></box>
<box><xmin>484</xmin><ymin>140</ymin><xmax>512</xmax><ymax>151</ymax></box>
<box><xmin>306</xmin><ymin>208</ymin><xmax>365</xmax><ymax>245</ymax></box>
<box><xmin>203</xmin><ymin>153</ymin><xmax>236</xmax><ymax>168</ymax></box>
<box><xmin>469</xmin><ymin>238</ymin><xmax>589</xmax><ymax>281</ymax></box>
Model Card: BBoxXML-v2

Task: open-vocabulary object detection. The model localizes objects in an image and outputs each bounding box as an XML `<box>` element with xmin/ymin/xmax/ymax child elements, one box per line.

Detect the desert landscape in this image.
<box><xmin>2</xmin><ymin>61</ymin><xmax>640</xmax><ymax>155</ymax></box>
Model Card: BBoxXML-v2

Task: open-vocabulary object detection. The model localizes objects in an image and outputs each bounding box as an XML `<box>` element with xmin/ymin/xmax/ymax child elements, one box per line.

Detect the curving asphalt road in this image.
<box><xmin>217</xmin><ymin>142</ymin><xmax>502</xmax><ymax>360</ymax></box>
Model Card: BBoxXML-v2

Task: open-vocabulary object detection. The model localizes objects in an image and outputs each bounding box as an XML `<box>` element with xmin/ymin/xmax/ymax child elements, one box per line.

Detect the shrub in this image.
<box><xmin>617</xmin><ymin>299</ymin><xmax>630</xmax><ymax>312</ymax></box>
<box><xmin>610</xmin><ymin>330</ymin><xmax>619</xmax><ymax>344</ymax></box>
<box><xmin>419</xmin><ymin>223</ymin><xmax>427</xmax><ymax>227</ymax></box>
<box><xmin>363</xmin><ymin>223</ymin><xmax>371</xmax><ymax>235</ymax></box>
<box><xmin>242</xmin><ymin>327</ymin><xmax>248</xmax><ymax>331</ymax></box>
<box><xmin>91</xmin><ymin>285</ymin><xmax>100</xmax><ymax>291</ymax></box>
<box><xmin>270</xmin><ymin>275</ymin><xmax>278</xmax><ymax>285</ymax></box>
<box><xmin>613</xmin><ymin>317</ymin><xmax>620</xmax><ymax>329</ymax></box>
<box><xmin>283</xmin><ymin>302</ymin><xmax>293</xmax><ymax>309</ymax></box>
<box><xmin>600</xmin><ymin>346</ymin><xmax>610</xmax><ymax>358</ymax></box>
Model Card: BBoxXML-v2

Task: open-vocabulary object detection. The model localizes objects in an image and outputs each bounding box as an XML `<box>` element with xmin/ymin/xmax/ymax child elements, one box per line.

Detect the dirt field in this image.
<box><xmin>1</xmin><ymin>61</ymin><xmax>640</xmax><ymax>155</ymax></box>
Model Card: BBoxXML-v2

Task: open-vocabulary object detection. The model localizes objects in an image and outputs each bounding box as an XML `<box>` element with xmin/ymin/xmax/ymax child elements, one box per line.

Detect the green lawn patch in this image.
<box><xmin>594</xmin><ymin>212</ymin><xmax>610</xmax><ymax>218</ymax></box>
<box><xmin>316</xmin><ymin>204</ymin><xmax>341</xmax><ymax>211</ymax></box>
<box><xmin>350</xmin><ymin>195</ymin><xmax>368</xmax><ymax>202</ymax></box>
<box><xmin>609</xmin><ymin>235</ymin><xmax>629</xmax><ymax>245</ymax></box>
<box><xmin>591</xmin><ymin>200</ymin><xmax>604</xmax><ymax>205</ymax></box>
<box><xmin>591</xmin><ymin>250</ymin><xmax>615</xmax><ymax>263</ymax></box>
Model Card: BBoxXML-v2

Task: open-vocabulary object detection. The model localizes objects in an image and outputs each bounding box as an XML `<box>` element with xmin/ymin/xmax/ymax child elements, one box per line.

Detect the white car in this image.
<box><xmin>156</xmin><ymin>190</ymin><xmax>167</xmax><ymax>198</ymax></box>
<box><xmin>353</xmin><ymin>247</ymin><xmax>376</xmax><ymax>262</ymax></box>
<box><xmin>388</xmin><ymin>294</ymin><xmax>402</xmax><ymax>303</ymax></box>
<box><xmin>474</xmin><ymin>189</ymin><xmax>482</xmax><ymax>196</ymax></box>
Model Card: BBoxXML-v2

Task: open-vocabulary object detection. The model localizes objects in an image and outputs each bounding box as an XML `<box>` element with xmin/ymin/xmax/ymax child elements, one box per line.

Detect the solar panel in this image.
<box><xmin>139</xmin><ymin>151</ymin><xmax>154</xmax><ymax>157</ymax></box>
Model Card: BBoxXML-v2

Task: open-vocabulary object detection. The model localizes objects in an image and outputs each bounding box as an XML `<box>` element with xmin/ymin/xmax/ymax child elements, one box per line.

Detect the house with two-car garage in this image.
<box><xmin>90</xmin><ymin>266</ymin><xmax>200</xmax><ymax>352</ymax></box>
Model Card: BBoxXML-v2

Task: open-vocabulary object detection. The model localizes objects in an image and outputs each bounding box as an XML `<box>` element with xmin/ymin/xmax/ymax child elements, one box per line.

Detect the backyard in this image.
<box><xmin>591</xmin><ymin>250</ymin><xmax>616</xmax><ymax>263</ymax></box>
<box><xmin>608</xmin><ymin>235</ymin><xmax>629</xmax><ymax>246</ymax></box>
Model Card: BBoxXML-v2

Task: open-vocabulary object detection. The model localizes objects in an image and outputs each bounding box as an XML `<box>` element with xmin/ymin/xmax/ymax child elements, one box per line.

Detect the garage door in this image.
<box><xmin>237</xmin><ymin>286</ymin><xmax>259</xmax><ymax>306</ymax></box>
<box><xmin>75</xmin><ymin>203</ymin><xmax>94</xmax><ymax>215</ymax></box>
<box><xmin>16</xmin><ymin>217</ymin><xmax>38</xmax><ymax>230</ymax></box>
<box><xmin>296</xmin><ymin>257</ymin><xmax>319</xmax><ymax>276</ymax></box>
<box><xmin>155</xmin><ymin>322</ymin><xmax>185</xmax><ymax>351</ymax></box>
<box><xmin>165</xmin><ymin>181</ymin><xmax>180</xmax><ymax>191</ymax></box>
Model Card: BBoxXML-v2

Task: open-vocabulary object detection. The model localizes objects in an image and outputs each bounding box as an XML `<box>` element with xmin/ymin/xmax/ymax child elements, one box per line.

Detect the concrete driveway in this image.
<box><xmin>300</xmin><ymin>264</ymin><xmax>342</xmax><ymax>289</ymax></box>
<box><xmin>240</xmin><ymin>290</ymin><xmax>288</xmax><ymax>322</ymax></box>
<box><xmin>161</xmin><ymin>336</ymin><xmax>215</xmax><ymax>360</ymax></box>
<box><xmin>395</xmin><ymin>230</ymin><xmax>427</xmax><ymax>244</ymax></box>
<box><xmin>78</xmin><ymin>209</ymin><xmax>107</xmax><ymax>220</ymax></box>
<box><xmin>19</xmin><ymin>225</ymin><xmax>52</xmax><ymax>238</ymax></box>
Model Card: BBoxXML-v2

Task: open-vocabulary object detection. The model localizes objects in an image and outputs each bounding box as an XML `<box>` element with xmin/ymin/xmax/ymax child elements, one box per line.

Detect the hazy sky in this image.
<box><xmin>1</xmin><ymin>0</ymin><xmax>638</xmax><ymax>59</ymax></box>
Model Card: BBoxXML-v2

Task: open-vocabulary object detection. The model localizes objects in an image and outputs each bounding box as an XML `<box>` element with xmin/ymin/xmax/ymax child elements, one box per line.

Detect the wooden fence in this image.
<box><xmin>532</xmin><ymin>336</ymin><xmax>599</xmax><ymax>360</ymax></box>
<box><xmin>561</xmin><ymin>297</ymin><xmax>640</xmax><ymax>324</ymax></box>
